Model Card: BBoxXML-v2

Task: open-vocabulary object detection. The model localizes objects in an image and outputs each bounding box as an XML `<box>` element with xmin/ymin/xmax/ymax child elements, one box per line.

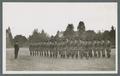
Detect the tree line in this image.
<box><xmin>12</xmin><ymin>21</ymin><xmax>115</xmax><ymax>47</ymax></box>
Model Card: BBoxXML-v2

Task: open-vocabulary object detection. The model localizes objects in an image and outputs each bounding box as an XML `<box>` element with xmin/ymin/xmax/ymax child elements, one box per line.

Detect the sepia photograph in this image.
<box><xmin>3</xmin><ymin>2</ymin><xmax>117</xmax><ymax>74</ymax></box>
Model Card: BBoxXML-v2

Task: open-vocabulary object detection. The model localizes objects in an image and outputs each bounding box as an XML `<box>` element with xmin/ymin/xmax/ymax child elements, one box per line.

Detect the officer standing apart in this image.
<box><xmin>14</xmin><ymin>41</ymin><xmax>19</xmax><ymax>59</ymax></box>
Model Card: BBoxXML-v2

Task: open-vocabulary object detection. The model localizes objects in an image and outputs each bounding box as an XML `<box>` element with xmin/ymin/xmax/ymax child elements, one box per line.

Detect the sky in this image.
<box><xmin>3</xmin><ymin>2</ymin><xmax>117</xmax><ymax>38</ymax></box>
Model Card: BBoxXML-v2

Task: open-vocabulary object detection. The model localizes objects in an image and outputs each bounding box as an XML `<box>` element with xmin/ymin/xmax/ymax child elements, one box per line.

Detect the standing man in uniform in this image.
<box><xmin>106</xmin><ymin>40</ymin><xmax>111</xmax><ymax>58</ymax></box>
<box><xmin>14</xmin><ymin>41</ymin><xmax>19</xmax><ymax>59</ymax></box>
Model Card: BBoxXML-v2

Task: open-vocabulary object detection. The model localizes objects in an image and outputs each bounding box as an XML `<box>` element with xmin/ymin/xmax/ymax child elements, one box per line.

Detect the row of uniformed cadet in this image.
<box><xmin>29</xmin><ymin>40</ymin><xmax>111</xmax><ymax>59</ymax></box>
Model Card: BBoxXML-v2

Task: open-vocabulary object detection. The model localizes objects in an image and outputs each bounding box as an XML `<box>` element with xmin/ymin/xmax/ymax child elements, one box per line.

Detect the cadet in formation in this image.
<box><xmin>14</xmin><ymin>41</ymin><xmax>19</xmax><ymax>59</ymax></box>
<box><xmin>29</xmin><ymin>39</ymin><xmax>111</xmax><ymax>59</ymax></box>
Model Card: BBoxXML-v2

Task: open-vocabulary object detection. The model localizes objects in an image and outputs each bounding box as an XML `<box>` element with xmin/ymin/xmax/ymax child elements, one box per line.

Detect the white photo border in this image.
<box><xmin>2</xmin><ymin>2</ymin><xmax>118</xmax><ymax>74</ymax></box>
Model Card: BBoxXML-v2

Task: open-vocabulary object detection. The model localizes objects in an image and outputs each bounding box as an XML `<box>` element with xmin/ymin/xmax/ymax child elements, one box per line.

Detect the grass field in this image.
<box><xmin>6</xmin><ymin>48</ymin><xmax>116</xmax><ymax>71</ymax></box>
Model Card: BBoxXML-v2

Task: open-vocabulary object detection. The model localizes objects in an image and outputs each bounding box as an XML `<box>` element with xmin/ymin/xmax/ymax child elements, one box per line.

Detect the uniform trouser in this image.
<box><xmin>97</xmin><ymin>51</ymin><xmax>101</xmax><ymax>57</ymax></box>
<box><xmin>102</xmin><ymin>50</ymin><xmax>105</xmax><ymax>57</ymax></box>
<box><xmin>94</xmin><ymin>51</ymin><xmax>97</xmax><ymax>57</ymax></box>
<box><xmin>30</xmin><ymin>51</ymin><xmax>32</xmax><ymax>56</ymax></box>
<box><xmin>79</xmin><ymin>51</ymin><xmax>84</xmax><ymax>58</ymax></box>
<box><xmin>107</xmin><ymin>52</ymin><xmax>111</xmax><ymax>58</ymax></box>
<box><xmin>89</xmin><ymin>52</ymin><xmax>92</xmax><ymax>57</ymax></box>
<box><xmin>66</xmin><ymin>53</ymin><xmax>71</xmax><ymax>58</ymax></box>
<box><xmin>14</xmin><ymin>50</ymin><xmax>19</xmax><ymax>59</ymax></box>
<box><xmin>106</xmin><ymin>49</ymin><xmax>111</xmax><ymax>58</ymax></box>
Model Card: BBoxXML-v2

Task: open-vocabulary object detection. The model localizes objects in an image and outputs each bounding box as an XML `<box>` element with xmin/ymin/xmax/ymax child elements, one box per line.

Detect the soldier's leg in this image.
<box><xmin>64</xmin><ymin>51</ymin><xmax>67</xmax><ymax>58</ymax></box>
<box><xmin>35</xmin><ymin>50</ymin><xmax>37</xmax><ymax>56</ymax></box>
<box><xmin>31</xmin><ymin>51</ymin><xmax>33</xmax><ymax>56</ymax></box>
<box><xmin>85</xmin><ymin>50</ymin><xmax>88</xmax><ymax>59</ymax></box>
<box><xmin>80</xmin><ymin>51</ymin><xmax>83</xmax><ymax>59</ymax></box>
<box><xmin>38</xmin><ymin>49</ymin><xmax>39</xmax><ymax>56</ymax></box>
<box><xmin>89</xmin><ymin>50</ymin><xmax>92</xmax><ymax>58</ymax></box>
<box><xmin>67</xmin><ymin>53</ymin><xmax>70</xmax><ymax>58</ymax></box>
<box><xmin>107</xmin><ymin>53</ymin><xmax>110</xmax><ymax>58</ymax></box>
<box><xmin>39</xmin><ymin>51</ymin><xmax>41</xmax><ymax>56</ymax></box>
<box><xmin>52</xmin><ymin>52</ymin><xmax>54</xmax><ymax>57</ymax></box>
<box><xmin>52</xmin><ymin>52</ymin><xmax>54</xmax><ymax>58</ymax></box>
<box><xmin>50</xmin><ymin>51</ymin><xmax>52</xmax><ymax>57</ymax></box>
<box><xmin>36</xmin><ymin>50</ymin><xmax>38</xmax><ymax>56</ymax></box>
<box><xmin>53</xmin><ymin>51</ymin><xmax>57</xmax><ymax>58</ymax></box>
<box><xmin>75</xmin><ymin>54</ymin><xmax>78</xmax><ymax>58</ymax></box>
<box><xmin>96</xmin><ymin>49</ymin><xmax>98</xmax><ymax>58</ymax></box>
<box><xmin>32</xmin><ymin>50</ymin><xmax>34</xmax><ymax>56</ymax></box>
<box><xmin>83</xmin><ymin>51</ymin><xmax>87</xmax><ymax>59</ymax></box>
<box><xmin>46</xmin><ymin>51</ymin><xmax>48</xmax><ymax>57</ymax></box>
<box><xmin>47</xmin><ymin>50</ymin><xmax>49</xmax><ymax>56</ymax></box>
<box><xmin>55</xmin><ymin>53</ymin><xmax>57</xmax><ymax>58</ymax></box>
<box><xmin>57</xmin><ymin>51</ymin><xmax>59</xmax><ymax>58</ymax></box>
<box><xmin>94</xmin><ymin>51</ymin><xmax>97</xmax><ymax>57</ymax></box>
<box><xmin>89</xmin><ymin>52</ymin><xmax>92</xmax><ymax>58</ymax></box>
<box><xmin>62</xmin><ymin>52</ymin><xmax>65</xmax><ymax>58</ymax></box>
<box><xmin>60</xmin><ymin>52</ymin><xmax>62</xmax><ymax>58</ymax></box>
<box><xmin>43</xmin><ymin>51</ymin><xmax>45</xmax><ymax>56</ymax></box>
<box><xmin>91</xmin><ymin>49</ymin><xmax>93</xmax><ymax>57</ymax></box>
<box><xmin>41</xmin><ymin>51</ymin><xmax>43</xmax><ymax>56</ymax></box>
<box><xmin>102</xmin><ymin>49</ymin><xmax>105</xmax><ymax>57</ymax></box>
<box><xmin>40</xmin><ymin>51</ymin><xmax>42</xmax><ymax>56</ymax></box>
<box><xmin>71</xmin><ymin>52</ymin><xmax>74</xmax><ymax>58</ymax></box>
<box><xmin>37</xmin><ymin>50</ymin><xmax>39</xmax><ymax>56</ymax></box>
<box><xmin>98</xmin><ymin>50</ymin><xmax>101</xmax><ymax>58</ymax></box>
<box><xmin>14</xmin><ymin>50</ymin><xmax>17</xmax><ymax>59</ymax></box>
<box><xmin>91</xmin><ymin>49</ymin><xmax>93</xmax><ymax>58</ymax></box>
<box><xmin>45</xmin><ymin>50</ymin><xmax>47</xmax><ymax>57</ymax></box>
<box><xmin>42</xmin><ymin>51</ymin><xmax>44</xmax><ymax>56</ymax></box>
<box><xmin>44</xmin><ymin>51</ymin><xmax>46</xmax><ymax>56</ymax></box>
<box><xmin>62</xmin><ymin>53</ymin><xmax>64</xmax><ymax>58</ymax></box>
<box><xmin>67</xmin><ymin>52</ymin><xmax>70</xmax><ymax>58</ymax></box>
<box><xmin>15</xmin><ymin>50</ymin><xmax>19</xmax><ymax>59</ymax></box>
<box><xmin>30</xmin><ymin>51</ymin><xmax>32</xmax><ymax>56</ymax></box>
<box><xmin>66</xmin><ymin>53</ymin><xmax>69</xmax><ymax>58</ymax></box>
<box><xmin>42</xmin><ymin>50</ymin><xmax>44</xmax><ymax>56</ymax></box>
<box><xmin>38</xmin><ymin>51</ymin><xmax>40</xmax><ymax>56</ymax></box>
<box><xmin>78</xmin><ymin>51</ymin><xmax>80</xmax><ymax>58</ymax></box>
<box><xmin>47</xmin><ymin>50</ymin><xmax>49</xmax><ymax>57</ymax></box>
<box><xmin>75</xmin><ymin>51</ymin><xmax>78</xmax><ymax>58</ymax></box>
<box><xmin>82</xmin><ymin>52</ymin><xmax>85</xmax><ymax>58</ymax></box>
<box><xmin>60</xmin><ymin>53</ymin><xmax>62</xmax><ymax>58</ymax></box>
<box><xmin>55</xmin><ymin>52</ymin><xmax>58</xmax><ymax>58</ymax></box>
<box><xmin>60</xmin><ymin>52</ymin><xmax>63</xmax><ymax>58</ymax></box>
<box><xmin>33</xmin><ymin>50</ymin><xmax>35</xmax><ymax>56</ymax></box>
<box><xmin>34</xmin><ymin>50</ymin><xmax>36</xmax><ymax>56</ymax></box>
<box><xmin>30</xmin><ymin>50</ymin><xmax>32</xmax><ymax>56</ymax></box>
<box><xmin>107</xmin><ymin>49</ymin><xmax>111</xmax><ymax>58</ymax></box>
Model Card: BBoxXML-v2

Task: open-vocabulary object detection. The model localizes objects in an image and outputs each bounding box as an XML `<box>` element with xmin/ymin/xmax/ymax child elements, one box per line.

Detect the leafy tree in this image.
<box><xmin>102</xmin><ymin>30</ymin><xmax>110</xmax><ymax>40</ymax></box>
<box><xmin>85</xmin><ymin>30</ymin><xmax>96</xmax><ymax>40</ymax></box>
<box><xmin>50</xmin><ymin>35</ymin><xmax>55</xmax><ymax>42</ymax></box>
<box><xmin>77</xmin><ymin>21</ymin><xmax>86</xmax><ymax>40</ymax></box>
<box><xmin>54</xmin><ymin>31</ymin><xmax>60</xmax><ymax>41</ymax></box>
<box><xmin>6</xmin><ymin>27</ymin><xmax>14</xmax><ymax>47</ymax></box>
<box><xmin>33</xmin><ymin>29</ymin><xmax>39</xmax><ymax>36</ymax></box>
<box><xmin>63</xmin><ymin>24</ymin><xmax>75</xmax><ymax>39</ymax></box>
<box><xmin>14</xmin><ymin>35</ymin><xmax>28</xmax><ymax>47</ymax></box>
<box><xmin>40</xmin><ymin>29</ymin><xmax>49</xmax><ymax>42</ymax></box>
<box><xmin>95</xmin><ymin>31</ymin><xmax>103</xmax><ymax>40</ymax></box>
<box><xmin>77</xmin><ymin>21</ymin><xmax>85</xmax><ymax>33</ymax></box>
<box><xmin>28</xmin><ymin>29</ymin><xmax>49</xmax><ymax>43</ymax></box>
<box><xmin>28</xmin><ymin>29</ymin><xmax>41</xmax><ymax>43</ymax></box>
